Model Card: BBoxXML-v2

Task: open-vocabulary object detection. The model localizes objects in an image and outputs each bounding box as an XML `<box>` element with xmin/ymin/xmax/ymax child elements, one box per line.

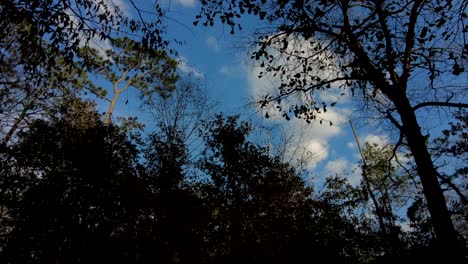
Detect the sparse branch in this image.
<box><xmin>413</xmin><ymin>101</ymin><xmax>468</xmax><ymax>111</ymax></box>
<box><xmin>341</xmin><ymin>2</ymin><xmax>392</xmax><ymax>96</ymax></box>
<box><xmin>438</xmin><ymin>174</ymin><xmax>468</xmax><ymax>205</ymax></box>
<box><xmin>87</xmin><ymin>88</ymin><xmax>111</xmax><ymax>102</ymax></box>
<box><xmin>133</xmin><ymin>67</ymin><xmax>158</xmax><ymax>81</ymax></box>
<box><xmin>385</xmin><ymin>109</ymin><xmax>403</xmax><ymax>130</ymax></box>
<box><xmin>261</xmin><ymin>77</ymin><xmax>356</xmax><ymax>105</ymax></box>
<box><xmin>129</xmin><ymin>0</ymin><xmax>149</xmax><ymax>32</ymax></box>
<box><xmin>400</xmin><ymin>0</ymin><xmax>425</xmax><ymax>85</ymax></box>
<box><xmin>116</xmin><ymin>52</ymin><xmax>125</xmax><ymax>74</ymax></box>
<box><xmin>374</xmin><ymin>1</ymin><xmax>398</xmax><ymax>85</ymax></box>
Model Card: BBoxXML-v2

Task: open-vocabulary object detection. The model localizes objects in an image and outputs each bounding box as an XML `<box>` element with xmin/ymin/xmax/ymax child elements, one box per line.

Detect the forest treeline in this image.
<box><xmin>0</xmin><ymin>98</ymin><xmax>466</xmax><ymax>263</ymax></box>
<box><xmin>1</xmin><ymin>0</ymin><xmax>467</xmax><ymax>263</ymax></box>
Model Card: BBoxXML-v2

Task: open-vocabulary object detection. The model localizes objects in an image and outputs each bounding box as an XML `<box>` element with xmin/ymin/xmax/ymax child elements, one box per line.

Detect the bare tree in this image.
<box><xmin>144</xmin><ymin>75</ymin><xmax>214</xmax><ymax>176</ymax></box>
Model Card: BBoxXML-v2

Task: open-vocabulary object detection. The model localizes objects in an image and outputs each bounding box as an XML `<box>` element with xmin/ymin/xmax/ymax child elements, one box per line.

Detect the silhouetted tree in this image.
<box><xmin>197</xmin><ymin>115</ymin><xmax>361</xmax><ymax>263</ymax></box>
<box><xmin>0</xmin><ymin>102</ymin><xmax>147</xmax><ymax>263</ymax></box>
<box><xmin>0</xmin><ymin>0</ymin><xmax>170</xmax><ymax>66</ymax></box>
<box><xmin>0</xmin><ymin>30</ymin><xmax>94</xmax><ymax>145</ymax></box>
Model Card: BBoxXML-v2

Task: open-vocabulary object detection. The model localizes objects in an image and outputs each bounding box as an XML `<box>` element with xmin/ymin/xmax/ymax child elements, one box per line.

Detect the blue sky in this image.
<box><xmin>86</xmin><ymin>0</ymin><xmax>424</xmax><ymax>187</ymax></box>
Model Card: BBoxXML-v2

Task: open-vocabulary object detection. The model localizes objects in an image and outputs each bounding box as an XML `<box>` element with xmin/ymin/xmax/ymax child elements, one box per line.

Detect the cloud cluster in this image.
<box><xmin>174</xmin><ymin>0</ymin><xmax>197</xmax><ymax>8</ymax></box>
<box><xmin>178</xmin><ymin>56</ymin><xmax>204</xmax><ymax>79</ymax></box>
<box><xmin>363</xmin><ymin>134</ymin><xmax>389</xmax><ymax>145</ymax></box>
<box><xmin>100</xmin><ymin>0</ymin><xmax>131</xmax><ymax>17</ymax></box>
<box><xmin>248</xmin><ymin>84</ymin><xmax>349</xmax><ymax>170</ymax></box>
<box><xmin>324</xmin><ymin>158</ymin><xmax>361</xmax><ymax>185</ymax></box>
<box><xmin>206</xmin><ymin>36</ymin><xmax>220</xmax><ymax>52</ymax></box>
<box><xmin>246</xmin><ymin>36</ymin><xmax>351</xmax><ymax>170</ymax></box>
<box><xmin>62</xmin><ymin>0</ymin><xmax>135</xmax><ymax>59</ymax></box>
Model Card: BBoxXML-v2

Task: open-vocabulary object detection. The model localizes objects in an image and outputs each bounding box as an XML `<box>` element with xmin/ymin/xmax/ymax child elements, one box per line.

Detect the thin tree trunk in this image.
<box><xmin>3</xmin><ymin>100</ymin><xmax>35</xmax><ymax>145</ymax></box>
<box><xmin>103</xmin><ymin>91</ymin><xmax>120</xmax><ymax>125</ymax></box>
<box><xmin>350</xmin><ymin>120</ymin><xmax>389</xmax><ymax>240</ymax></box>
<box><xmin>363</xmin><ymin>165</ymin><xmax>389</xmax><ymax>238</ymax></box>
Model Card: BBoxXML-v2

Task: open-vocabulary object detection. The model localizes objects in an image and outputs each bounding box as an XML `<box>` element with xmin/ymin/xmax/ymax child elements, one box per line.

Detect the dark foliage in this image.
<box><xmin>0</xmin><ymin>106</ymin><xmax>204</xmax><ymax>264</ymax></box>
<box><xmin>0</xmin><ymin>107</ymin><xmax>462</xmax><ymax>263</ymax></box>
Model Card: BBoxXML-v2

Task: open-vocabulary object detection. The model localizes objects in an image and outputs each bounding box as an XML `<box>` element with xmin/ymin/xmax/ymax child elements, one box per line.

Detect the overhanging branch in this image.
<box><xmin>386</xmin><ymin>109</ymin><xmax>403</xmax><ymax>130</ymax></box>
<box><xmin>413</xmin><ymin>102</ymin><xmax>468</xmax><ymax>111</ymax></box>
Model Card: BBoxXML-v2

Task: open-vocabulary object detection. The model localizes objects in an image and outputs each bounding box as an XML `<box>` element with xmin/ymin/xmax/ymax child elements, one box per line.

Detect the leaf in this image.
<box><xmin>419</xmin><ymin>27</ymin><xmax>428</xmax><ymax>38</ymax></box>
<box><xmin>452</xmin><ymin>62</ymin><xmax>464</xmax><ymax>75</ymax></box>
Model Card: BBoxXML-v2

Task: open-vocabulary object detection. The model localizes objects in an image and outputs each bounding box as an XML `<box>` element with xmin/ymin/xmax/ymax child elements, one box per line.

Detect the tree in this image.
<box><xmin>79</xmin><ymin>37</ymin><xmax>178</xmax><ymax>125</ymax></box>
<box><xmin>143</xmin><ymin>77</ymin><xmax>213</xmax><ymax>191</ymax></box>
<box><xmin>317</xmin><ymin>176</ymin><xmax>384</xmax><ymax>263</ymax></box>
<box><xmin>359</xmin><ymin>142</ymin><xmax>414</xmax><ymax>257</ymax></box>
<box><xmin>0</xmin><ymin>0</ymin><xmax>170</xmax><ymax>66</ymax></box>
<box><xmin>0</xmin><ymin>44</ymin><xmax>93</xmax><ymax>145</ymax></box>
<box><xmin>144</xmin><ymin>76</ymin><xmax>213</xmax><ymax>164</ymax></box>
<box><xmin>195</xmin><ymin>1</ymin><xmax>467</xmax><ymax>259</ymax></box>
<box><xmin>1</xmin><ymin>0</ymin><xmax>174</xmax><ymax>142</ymax></box>
<box><xmin>0</xmin><ymin>15</ymin><xmax>89</xmax><ymax>145</ymax></box>
<box><xmin>0</xmin><ymin>102</ymin><xmax>146</xmax><ymax>263</ymax></box>
<box><xmin>0</xmin><ymin>100</ymin><xmax>206</xmax><ymax>264</ymax></box>
<box><xmin>141</xmin><ymin>130</ymin><xmax>207</xmax><ymax>264</ymax></box>
<box><xmin>432</xmin><ymin>110</ymin><xmax>468</xmax><ymax>236</ymax></box>
<box><xmin>197</xmin><ymin>115</ymin><xmax>363</xmax><ymax>263</ymax></box>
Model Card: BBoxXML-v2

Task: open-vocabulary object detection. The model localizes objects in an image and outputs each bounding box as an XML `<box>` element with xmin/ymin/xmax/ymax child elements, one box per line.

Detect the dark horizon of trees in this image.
<box><xmin>0</xmin><ymin>99</ymin><xmax>465</xmax><ymax>263</ymax></box>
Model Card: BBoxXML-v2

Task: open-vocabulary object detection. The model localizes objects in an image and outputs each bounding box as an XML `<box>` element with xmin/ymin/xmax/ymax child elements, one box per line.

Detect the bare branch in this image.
<box><xmin>260</xmin><ymin>76</ymin><xmax>356</xmax><ymax>105</ymax></box>
<box><xmin>400</xmin><ymin>0</ymin><xmax>426</xmax><ymax>86</ymax></box>
<box><xmin>385</xmin><ymin>109</ymin><xmax>403</xmax><ymax>130</ymax></box>
<box><xmin>413</xmin><ymin>102</ymin><xmax>468</xmax><ymax>111</ymax></box>
<box><xmin>438</xmin><ymin>174</ymin><xmax>468</xmax><ymax>205</ymax></box>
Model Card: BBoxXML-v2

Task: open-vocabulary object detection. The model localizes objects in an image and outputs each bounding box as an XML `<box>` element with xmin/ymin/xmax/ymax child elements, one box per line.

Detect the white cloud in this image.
<box><xmin>178</xmin><ymin>56</ymin><xmax>204</xmax><ymax>78</ymax></box>
<box><xmin>263</xmin><ymin>108</ymin><xmax>348</xmax><ymax>170</ymax></box>
<box><xmin>347</xmin><ymin>141</ymin><xmax>356</xmax><ymax>149</ymax></box>
<box><xmin>248</xmin><ymin>61</ymin><xmax>349</xmax><ymax>169</ymax></box>
<box><xmin>276</xmin><ymin>137</ymin><xmax>329</xmax><ymax>171</ymax></box>
<box><xmin>247</xmin><ymin>34</ymin><xmax>349</xmax><ymax>123</ymax></box>
<box><xmin>325</xmin><ymin>158</ymin><xmax>348</xmax><ymax>175</ymax></box>
<box><xmin>101</xmin><ymin>0</ymin><xmax>131</xmax><ymax>16</ymax></box>
<box><xmin>219</xmin><ymin>66</ymin><xmax>233</xmax><ymax>76</ymax></box>
<box><xmin>206</xmin><ymin>36</ymin><xmax>220</xmax><ymax>52</ymax></box>
<box><xmin>249</xmin><ymin>35</ymin><xmax>345</xmax><ymax>98</ymax></box>
<box><xmin>219</xmin><ymin>64</ymin><xmax>245</xmax><ymax>78</ymax></box>
<box><xmin>63</xmin><ymin>8</ymin><xmax>114</xmax><ymax>60</ymax></box>
<box><xmin>246</xmin><ymin>34</ymin><xmax>356</xmax><ymax>171</ymax></box>
<box><xmin>325</xmin><ymin>158</ymin><xmax>362</xmax><ymax>186</ymax></box>
<box><xmin>363</xmin><ymin>134</ymin><xmax>389</xmax><ymax>146</ymax></box>
<box><xmin>347</xmin><ymin>164</ymin><xmax>362</xmax><ymax>186</ymax></box>
<box><xmin>175</xmin><ymin>0</ymin><xmax>197</xmax><ymax>7</ymax></box>
<box><xmin>62</xmin><ymin>0</ymin><xmax>135</xmax><ymax>59</ymax></box>
<box><xmin>304</xmin><ymin>140</ymin><xmax>329</xmax><ymax>165</ymax></box>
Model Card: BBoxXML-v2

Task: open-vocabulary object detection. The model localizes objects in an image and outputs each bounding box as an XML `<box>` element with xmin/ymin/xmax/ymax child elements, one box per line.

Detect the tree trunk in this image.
<box><xmin>393</xmin><ymin>93</ymin><xmax>463</xmax><ymax>260</ymax></box>
<box><xmin>3</xmin><ymin>99</ymin><xmax>36</xmax><ymax>145</ymax></box>
<box><xmin>103</xmin><ymin>91</ymin><xmax>120</xmax><ymax>125</ymax></box>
